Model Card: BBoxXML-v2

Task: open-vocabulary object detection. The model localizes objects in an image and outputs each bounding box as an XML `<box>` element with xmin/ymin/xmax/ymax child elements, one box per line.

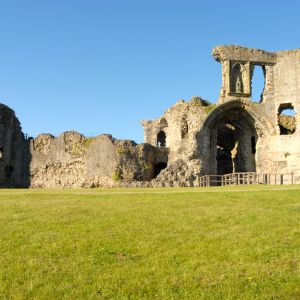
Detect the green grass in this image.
<box><xmin>0</xmin><ymin>186</ymin><xmax>299</xmax><ymax>299</ymax></box>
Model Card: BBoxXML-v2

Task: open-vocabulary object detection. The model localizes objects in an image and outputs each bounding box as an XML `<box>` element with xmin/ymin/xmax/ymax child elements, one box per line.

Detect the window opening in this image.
<box><xmin>157</xmin><ymin>131</ymin><xmax>166</xmax><ymax>147</ymax></box>
<box><xmin>251</xmin><ymin>65</ymin><xmax>265</xmax><ymax>103</ymax></box>
<box><xmin>278</xmin><ymin>103</ymin><xmax>296</xmax><ymax>135</ymax></box>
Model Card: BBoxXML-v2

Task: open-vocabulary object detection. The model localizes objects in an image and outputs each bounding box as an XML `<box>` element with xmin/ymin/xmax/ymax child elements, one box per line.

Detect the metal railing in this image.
<box><xmin>199</xmin><ymin>172</ymin><xmax>294</xmax><ymax>187</ymax></box>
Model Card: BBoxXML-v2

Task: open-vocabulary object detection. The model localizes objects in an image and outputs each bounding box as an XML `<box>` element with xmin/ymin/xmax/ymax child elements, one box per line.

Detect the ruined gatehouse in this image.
<box><xmin>1</xmin><ymin>45</ymin><xmax>300</xmax><ymax>188</ymax></box>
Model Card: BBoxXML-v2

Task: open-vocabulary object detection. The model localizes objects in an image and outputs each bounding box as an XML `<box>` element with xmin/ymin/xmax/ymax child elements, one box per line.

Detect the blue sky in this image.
<box><xmin>0</xmin><ymin>0</ymin><xmax>299</xmax><ymax>142</ymax></box>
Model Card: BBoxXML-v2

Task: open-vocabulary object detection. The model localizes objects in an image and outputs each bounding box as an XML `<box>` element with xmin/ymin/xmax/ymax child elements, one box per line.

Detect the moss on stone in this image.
<box><xmin>83</xmin><ymin>137</ymin><xmax>95</xmax><ymax>148</ymax></box>
<box><xmin>116</xmin><ymin>146</ymin><xmax>134</xmax><ymax>156</ymax></box>
<box><xmin>278</xmin><ymin>115</ymin><xmax>296</xmax><ymax>134</ymax></box>
<box><xmin>203</xmin><ymin>104</ymin><xmax>216</xmax><ymax>114</ymax></box>
<box><xmin>112</xmin><ymin>169</ymin><xmax>122</xmax><ymax>181</ymax></box>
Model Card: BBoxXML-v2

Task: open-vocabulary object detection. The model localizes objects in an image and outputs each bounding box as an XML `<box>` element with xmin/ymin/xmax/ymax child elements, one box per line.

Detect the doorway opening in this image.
<box><xmin>206</xmin><ymin>106</ymin><xmax>257</xmax><ymax>175</ymax></box>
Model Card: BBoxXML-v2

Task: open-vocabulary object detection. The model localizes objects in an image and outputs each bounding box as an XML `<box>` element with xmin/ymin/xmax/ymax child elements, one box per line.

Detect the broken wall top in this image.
<box><xmin>212</xmin><ymin>45</ymin><xmax>277</xmax><ymax>65</ymax></box>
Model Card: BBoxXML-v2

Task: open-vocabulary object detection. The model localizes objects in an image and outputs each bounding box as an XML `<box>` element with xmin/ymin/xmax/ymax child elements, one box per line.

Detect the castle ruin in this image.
<box><xmin>1</xmin><ymin>45</ymin><xmax>300</xmax><ymax>188</ymax></box>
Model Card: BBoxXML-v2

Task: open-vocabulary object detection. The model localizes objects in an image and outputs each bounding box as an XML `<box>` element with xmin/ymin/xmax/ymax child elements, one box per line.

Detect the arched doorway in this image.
<box><xmin>198</xmin><ymin>100</ymin><xmax>275</xmax><ymax>175</ymax></box>
<box><xmin>214</xmin><ymin>118</ymin><xmax>257</xmax><ymax>175</ymax></box>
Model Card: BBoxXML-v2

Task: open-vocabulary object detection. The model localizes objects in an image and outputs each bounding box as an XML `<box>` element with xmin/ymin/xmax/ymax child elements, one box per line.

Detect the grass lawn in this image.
<box><xmin>0</xmin><ymin>186</ymin><xmax>299</xmax><ymax>299</ymax></box>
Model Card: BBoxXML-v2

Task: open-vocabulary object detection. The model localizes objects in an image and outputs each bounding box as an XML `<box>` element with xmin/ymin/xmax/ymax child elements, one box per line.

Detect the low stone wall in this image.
<box><xmin>29</xmin><ymin>132</ymin><xmax>168</xmax><ymax>188</ymax></box>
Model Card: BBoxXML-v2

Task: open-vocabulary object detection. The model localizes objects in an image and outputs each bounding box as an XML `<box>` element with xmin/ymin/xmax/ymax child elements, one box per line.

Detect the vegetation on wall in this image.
<box><xmin>278</xmin><ymin>115</ymin><xmax>296</xmax><ymax>135</ymax></box>
<box><xmin>203</xmin><ymin>104</ymin><xmax>216</xmax><ymax>114</ymax></box>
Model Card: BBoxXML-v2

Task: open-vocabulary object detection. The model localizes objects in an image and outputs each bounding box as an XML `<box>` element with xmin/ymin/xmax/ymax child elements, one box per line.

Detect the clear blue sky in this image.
<box><xmin>0</xmin><ymin>0</ymin><xmax>299</xmax><ymax>142</ymax></box>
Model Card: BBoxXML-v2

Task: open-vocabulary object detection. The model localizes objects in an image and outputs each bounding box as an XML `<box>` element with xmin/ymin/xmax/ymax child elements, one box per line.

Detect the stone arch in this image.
<box><xmin>198</xmin><ymin>100</ymin><xmax>276</xmax><ymax>175</ymax></box>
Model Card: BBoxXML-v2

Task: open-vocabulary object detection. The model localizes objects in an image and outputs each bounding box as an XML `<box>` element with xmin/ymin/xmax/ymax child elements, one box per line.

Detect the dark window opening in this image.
<box><xmin>251</xmin><ymin>136</ymin><xmax>256</xmax><ymax>154</ymax></box>
<box><xmin>153</xmin><ymin>162</ymin><xmax>167</xmax><ymax>178</ymax></box>
<box><xmin>278</xmin><ymin>103</ymin><xmax>296</xmax><ymax>135</ymax></box>
<box><xmin>251</xmin><ymin>65</ymin><xmax>265</xmax><ymax>103</ymax></box>
<box><xmin>157</xmin><ymin>131</ymin><xmax>166</xmax><ymax>147</ymax></box>
<box><xmin>0</xmin><ymin>147</ymin><xmax>3</xmax><ymax>159</ymax></box>
<box><xmin>5</xmin><ymin>165</ymin><xmax>14</xmax><ymax>178</ymax></box>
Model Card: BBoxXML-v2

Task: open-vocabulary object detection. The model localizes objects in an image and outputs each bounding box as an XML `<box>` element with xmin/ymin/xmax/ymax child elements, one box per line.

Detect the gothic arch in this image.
<box><xmin>231</xmin><ymin>62</ymin><xmax>246</xmax><ymax>93</ymax></box>
<box><xmin>198</xmin><ymin>100</ymin><xmax>276</xmax><ymax>175</ymax></box>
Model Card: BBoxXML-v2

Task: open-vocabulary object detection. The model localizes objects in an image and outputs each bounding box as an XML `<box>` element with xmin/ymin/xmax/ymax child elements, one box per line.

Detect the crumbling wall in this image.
<box><xmin>30</xmin><ymin>132</ymin><xmax>87</xmax><ymax>188</ymax></box>
<box><xmin>142</xmin><ymin>96</ymin><xmax>215</xmax><ymax>186</ymax></box>
<box><xmin>142</xmin><ymin>46</ymin><xmax>300</xmax><ymax>185</ymax></box>
<box><xmin>0</xmin><ymin>104</ymin><xmax>29</xmax><ymax>187</ymax></box>
<box><xmin>2</xmin><ymin>45</ymin><xmax>300</xmax><ymax>188</ymax></box>
<box><xmin>29</xmin><ymin>132</ymin><xmax>167</xmax><ymax>188</ymax></box>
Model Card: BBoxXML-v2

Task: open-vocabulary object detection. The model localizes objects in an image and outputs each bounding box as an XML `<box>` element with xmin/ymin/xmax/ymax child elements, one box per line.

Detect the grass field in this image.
<box><xmin>0</xmin><ymin>186</ymin><xmax>299</xmax><ymax>299</ymax></box>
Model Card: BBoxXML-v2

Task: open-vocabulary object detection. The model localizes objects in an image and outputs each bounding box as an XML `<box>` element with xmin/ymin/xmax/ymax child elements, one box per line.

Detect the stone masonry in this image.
<box><xmin>1</xmin><ymin>45</ymin><xmax>300</xmax><ymax>187</ymax></box>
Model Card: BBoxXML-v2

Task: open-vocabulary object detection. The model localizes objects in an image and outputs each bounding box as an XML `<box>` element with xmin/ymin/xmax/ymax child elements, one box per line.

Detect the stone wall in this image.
<box><xmin>141</xmin><ymin>97</ymin><xmax>213</xmax><ymax>186</ymax></box>
<box><xmin>29</xmin><ymin>132</ymin><xmax>167</xmax><ymax>188</ymax></box>
<box><xmin>274</xmin><ymin>50</ymin><xmax>300</xmax><ymax>127</ymax></box>
<box><xmin>0</xmin><ymin>104</ymin><xmax>29</xmax><ymax>187</ymax></box>
<box><xmin>142</xmin><ymin>45</ymin><xmax>300</xmax><ymax>186</ymax></box>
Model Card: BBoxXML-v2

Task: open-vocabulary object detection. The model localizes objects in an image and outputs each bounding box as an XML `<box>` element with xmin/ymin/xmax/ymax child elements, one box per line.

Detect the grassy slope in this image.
<box><xmin>0</xmin><ymin>186</ymin><xmax>299</xmax><ymax>299</ymax></box>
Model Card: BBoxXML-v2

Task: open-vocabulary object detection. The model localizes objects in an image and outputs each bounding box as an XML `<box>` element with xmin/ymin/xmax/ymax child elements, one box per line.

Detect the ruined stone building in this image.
<box><xmin>1</xmin><ymin>45</ymin><xmax>300</xmax><ymax>188</ymax></box>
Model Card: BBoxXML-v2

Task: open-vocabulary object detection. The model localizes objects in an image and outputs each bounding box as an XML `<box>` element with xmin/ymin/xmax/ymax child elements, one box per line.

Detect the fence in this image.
<box><xmin>199</xmin><ymin>172</ymin><xmax>294</xmax><ymax>187</ymax></box>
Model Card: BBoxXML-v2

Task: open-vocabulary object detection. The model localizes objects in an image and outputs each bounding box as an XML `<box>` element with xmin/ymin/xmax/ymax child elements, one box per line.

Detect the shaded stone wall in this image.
<box><xmin>0</xmin><ymin>104</ymin><xmax>29</xmax><ymax>187</ymax></box>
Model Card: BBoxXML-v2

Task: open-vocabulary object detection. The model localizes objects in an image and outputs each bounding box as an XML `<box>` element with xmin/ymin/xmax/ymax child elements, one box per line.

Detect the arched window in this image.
<box><xmin>231</xmin><ymin>63</ymin><xmax>244</xmax><ymax>93</ymax></box>
<box><xmin>157</xmin><ymin>131</ymin><xmax>166</xmax><ymax>147</ymax></box>
<box><xmin>0</xmin><ymin>147</ymin><xmax>3</xmax><ymax>159</ymax></box>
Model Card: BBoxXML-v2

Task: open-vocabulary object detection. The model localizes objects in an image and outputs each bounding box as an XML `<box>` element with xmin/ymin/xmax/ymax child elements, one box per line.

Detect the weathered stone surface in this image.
<box><xmin>213</xmin><ymin>45</ymin><xmax>277</xmax><ymax>64</ymax></box>
<box><xmin>28</xmin><ymin>132</ymin><xmax>167</xmax><ymax>188</ymax></box>
<box><xmin>1</xmin><ymin>45</ymin><xmax>300</xmax><ymax>188</ymax></box>
<box><xmin>142</xmin><ymin>46</ymin><xmax>300</xmax><ymax>185</ymax></box>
